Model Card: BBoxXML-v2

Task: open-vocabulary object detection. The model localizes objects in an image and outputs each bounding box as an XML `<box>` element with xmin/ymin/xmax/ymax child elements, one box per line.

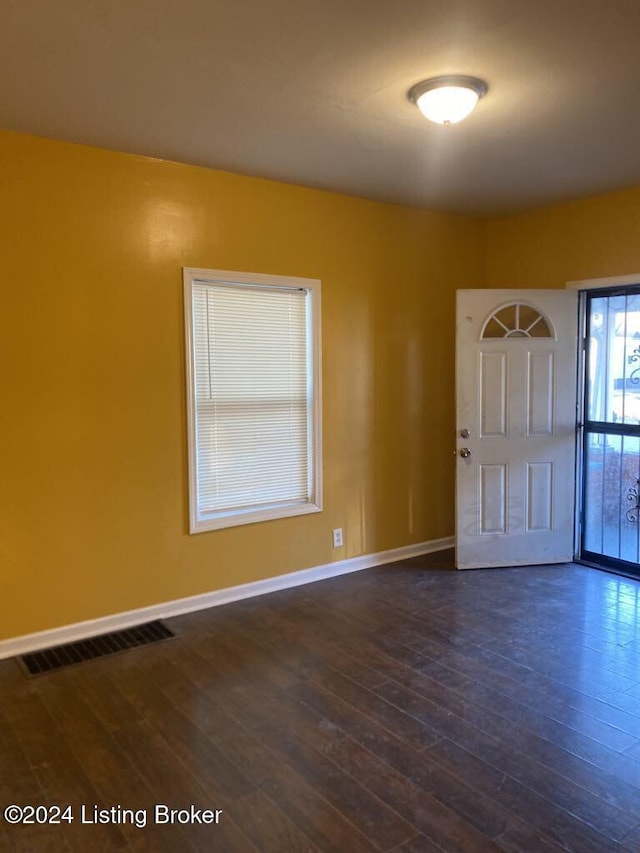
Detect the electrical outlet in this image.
<box><xmin>332</xmin><ymin>527</ymin><xmax>343</xmax><ymax>548</ymax></box>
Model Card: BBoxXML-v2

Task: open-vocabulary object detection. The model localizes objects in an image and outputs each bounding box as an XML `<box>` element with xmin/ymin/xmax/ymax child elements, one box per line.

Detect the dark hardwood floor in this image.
<box><xmin>1</xmin><ymin>550</ymin><xmax>640</xmax><ymax>851</ymax></box>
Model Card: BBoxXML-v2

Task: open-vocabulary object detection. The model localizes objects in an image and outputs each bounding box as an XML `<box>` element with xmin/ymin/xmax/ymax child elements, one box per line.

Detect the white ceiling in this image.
<box><xmin>2</xmin><ymin>0</ymin><xmax>640</xmax><ymax>216</ymax></box>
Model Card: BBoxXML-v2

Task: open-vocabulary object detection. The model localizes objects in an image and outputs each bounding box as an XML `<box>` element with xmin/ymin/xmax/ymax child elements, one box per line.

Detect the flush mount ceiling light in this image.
<box><xmin>408</xmin><ymin>75</ymin><xmax>488</xmax><ymax>125</ymax></box>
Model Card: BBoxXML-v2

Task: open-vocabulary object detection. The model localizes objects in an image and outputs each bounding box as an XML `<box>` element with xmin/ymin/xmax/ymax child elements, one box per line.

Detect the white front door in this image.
<box><xmin>455</xmin><ymin>289</ymin><xmax>578</xmax><ymax>569</ymax></box>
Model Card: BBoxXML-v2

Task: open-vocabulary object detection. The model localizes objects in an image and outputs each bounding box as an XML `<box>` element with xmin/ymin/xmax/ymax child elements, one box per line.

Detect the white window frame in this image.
<box><xmin>183</xmin><ymin>267</ymin><xmax>323</xmax><ymax>533</ymax></box>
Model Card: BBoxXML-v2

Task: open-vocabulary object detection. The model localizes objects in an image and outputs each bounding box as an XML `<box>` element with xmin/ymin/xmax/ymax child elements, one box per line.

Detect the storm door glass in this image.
<box><xmin>582</xmin><ymin>287</ymin><xmax>640</xmax><ymax>574</ymax></box>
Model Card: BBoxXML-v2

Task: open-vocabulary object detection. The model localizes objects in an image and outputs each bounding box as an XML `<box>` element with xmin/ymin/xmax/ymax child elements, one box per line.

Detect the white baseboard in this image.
<box><xmin>0</xmin><ymin>535</ymin><xmax>453</xmax><ymax>661</ymax></box>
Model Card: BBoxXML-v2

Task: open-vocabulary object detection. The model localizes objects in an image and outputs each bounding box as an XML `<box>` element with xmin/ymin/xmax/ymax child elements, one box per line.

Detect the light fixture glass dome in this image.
<box><xmin>408</xmin><ymin>75</ymin><xmax>488</xmax><ymax>125</ymax></box>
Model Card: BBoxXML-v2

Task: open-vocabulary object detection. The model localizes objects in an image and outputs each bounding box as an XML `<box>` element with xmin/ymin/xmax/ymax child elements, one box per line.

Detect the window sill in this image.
<box><xmin>190</xmin><ymin>500</ymin><xmax>322</xmax><ymax>534</ymax></box>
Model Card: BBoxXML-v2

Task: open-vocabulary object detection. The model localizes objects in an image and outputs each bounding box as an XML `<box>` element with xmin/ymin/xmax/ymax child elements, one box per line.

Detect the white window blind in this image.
<box><xmin>184</xmin><ymin>269</ymin><xmax>322</xmax><ymax>532</ymax></box>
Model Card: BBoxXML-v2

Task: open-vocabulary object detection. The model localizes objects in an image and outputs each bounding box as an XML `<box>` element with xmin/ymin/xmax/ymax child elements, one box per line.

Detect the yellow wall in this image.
<box><xmin>486</xmin><ymin>186</ymin><xmax>640</xmax><ymax>289</ymax></box>
<box><xmin>0</xmin><ymin>129</ymin><xmax>484</xmax><ymax>640</ymax></box>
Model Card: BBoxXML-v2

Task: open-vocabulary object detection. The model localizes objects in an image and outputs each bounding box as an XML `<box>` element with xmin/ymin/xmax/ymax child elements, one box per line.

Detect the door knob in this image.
<box><xmin>459</xmin><ymin>447</ymin><xmax>472</xmax><ymax>458</ymax></box>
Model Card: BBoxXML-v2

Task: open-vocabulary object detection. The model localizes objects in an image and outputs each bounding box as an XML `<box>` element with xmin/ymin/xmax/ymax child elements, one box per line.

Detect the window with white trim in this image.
<box><xmin>184</xmin><ymin>268</ymin><xmax>322</xmax><ymax>533</ymax></box>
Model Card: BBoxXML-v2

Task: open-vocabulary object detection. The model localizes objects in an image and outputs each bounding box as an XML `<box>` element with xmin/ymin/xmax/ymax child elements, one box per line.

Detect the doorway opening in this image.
<box><xmin>581</xmin><ymin>285</ymin><xmax>640</xmax><ymax>577</ymax></box>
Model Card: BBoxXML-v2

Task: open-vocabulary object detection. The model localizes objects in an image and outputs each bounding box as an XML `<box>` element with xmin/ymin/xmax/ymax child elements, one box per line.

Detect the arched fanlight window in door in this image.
<box><xmin>481</xmin><ymin>302</ymin><xmax>554</xmax><ymax>339</ymax></box>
